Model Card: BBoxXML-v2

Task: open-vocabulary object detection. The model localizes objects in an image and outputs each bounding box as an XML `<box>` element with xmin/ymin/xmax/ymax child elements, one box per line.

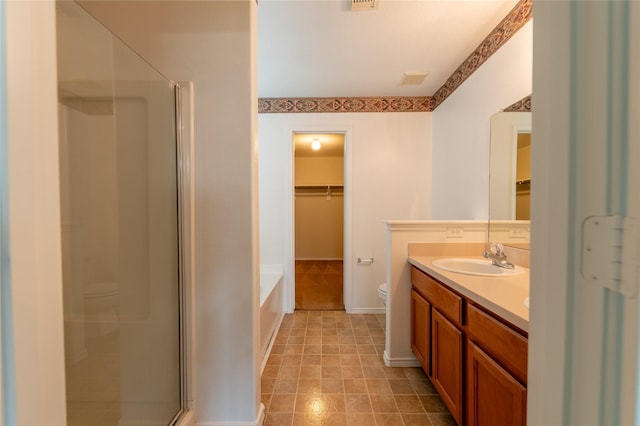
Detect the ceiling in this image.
<box><xmin>258</xmin><ymin>0</ymin><xmax>519</xmax><ymax>98</ymax></box>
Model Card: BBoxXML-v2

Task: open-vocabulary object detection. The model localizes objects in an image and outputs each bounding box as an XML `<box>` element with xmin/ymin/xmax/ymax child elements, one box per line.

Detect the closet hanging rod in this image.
<box><xmin>295</xmin><ymin>184</ymin><xmax>344</xmax><ymax>189</ymax></box>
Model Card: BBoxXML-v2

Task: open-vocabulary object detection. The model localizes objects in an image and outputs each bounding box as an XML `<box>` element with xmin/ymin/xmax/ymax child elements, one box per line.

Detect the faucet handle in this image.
<box><xmin>490</xmin><ymin>243</ymin><xmax>505</xmax><ymax>255</ymax></box>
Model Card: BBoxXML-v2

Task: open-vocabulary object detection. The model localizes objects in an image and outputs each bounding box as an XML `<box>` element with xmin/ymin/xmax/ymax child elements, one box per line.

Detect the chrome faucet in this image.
<box><xmin>483</xmin><ymin>243</ymin><xmax>515</xmax><ymax>269</ymax></box>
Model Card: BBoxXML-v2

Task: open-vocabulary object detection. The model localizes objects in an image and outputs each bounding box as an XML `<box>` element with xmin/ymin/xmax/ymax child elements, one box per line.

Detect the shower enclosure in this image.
<box><xmin>56</xmin><ymin>2</ymin><xmax>184</xmax><ymax>425</ymax></box>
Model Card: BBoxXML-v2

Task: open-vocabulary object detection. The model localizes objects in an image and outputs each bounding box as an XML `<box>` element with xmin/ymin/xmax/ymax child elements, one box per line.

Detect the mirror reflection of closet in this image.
<box><xmin>488</xmin><ymin>111</ymin><xmax>531</xmax><ymax>249</ymax></box>
<box><xmin>293</xmin><ymin>133</ymin><xmax>345</xmax><ymax>310</ymax></box>
<box><xmin>515</xmin><ymin>132</ymin><xmax>531</xmax><ymax>220</ymax></box>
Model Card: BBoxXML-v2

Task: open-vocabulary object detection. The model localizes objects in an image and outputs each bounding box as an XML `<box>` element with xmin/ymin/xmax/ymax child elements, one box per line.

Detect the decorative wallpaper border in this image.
<box><xmin>258</xmin><ymin>97</ymin><xmax>431</xmax><ymax>114</ymax></box>
<box><xmin>258</xmin><ymin>0</ymin><xmax>532</xmax><ymax>114</ymax></box>
<box><xmin>503</xmin><ymin>94</ymin><xmax>532</xmax><ymax>112</ymax></box>
<box><xmin>430</xmin><ymin>0</ymin><xmax>533</xmax><ymax>109</ymax></box>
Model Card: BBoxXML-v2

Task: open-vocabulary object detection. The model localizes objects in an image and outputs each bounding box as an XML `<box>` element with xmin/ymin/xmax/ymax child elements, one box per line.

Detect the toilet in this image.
<box><xmin>84</xmin><ymin>281</ymin><xmax>120</xmax><ymax>336</ymax></box>
<box><xmin>378</xmin><ymin>283</ymin><xmax>388</xmax><ymax>306</ymax></box>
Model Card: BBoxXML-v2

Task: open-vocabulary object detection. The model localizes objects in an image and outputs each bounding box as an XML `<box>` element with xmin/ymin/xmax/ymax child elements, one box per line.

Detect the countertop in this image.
<box><xmin>408</xmin><ymin>256</ymin><xmax>530</xmax><ymax>332</ymax></box>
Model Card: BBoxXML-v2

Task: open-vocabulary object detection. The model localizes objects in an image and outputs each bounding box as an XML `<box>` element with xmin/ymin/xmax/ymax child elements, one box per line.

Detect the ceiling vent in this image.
<box><xmin>401</xmin><ymin>72</ymin><xmax>429</xmax><ymax>86</ymax></box>
<box><xmin>351</xmin><ymin>0</ymin><xmax>379</xmax><ymax>11</ymax></box>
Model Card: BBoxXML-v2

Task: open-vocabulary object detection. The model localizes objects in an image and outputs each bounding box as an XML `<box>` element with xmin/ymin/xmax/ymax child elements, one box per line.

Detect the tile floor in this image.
<box><xmin>262</xmin><ymin>311</ymin><xmax>456</xmax><ymax>426</ymax></box>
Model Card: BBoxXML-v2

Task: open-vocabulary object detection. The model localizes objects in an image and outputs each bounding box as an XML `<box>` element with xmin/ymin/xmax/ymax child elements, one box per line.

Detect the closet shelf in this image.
<box><xmin>295</xmin><ymin>184</ymin><xmax>344</xmax><ymax>198</ymax></box>
<box><xmin>295</xmin><ymin>184</ymin><xmax>344</xmax><ymax>189</ymax></box>
<box><xmin>516</xmin><ymin>178</ymin><xmax>531</xmax><ymax>185</ymax></box>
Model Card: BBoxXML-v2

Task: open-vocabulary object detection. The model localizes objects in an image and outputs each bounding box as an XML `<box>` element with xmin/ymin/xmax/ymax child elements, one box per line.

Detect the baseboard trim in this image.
<box><xmin>348</xmin><ymin>307</ymin><xmax>386</xmax><ymax>314</ymax></box>
<box><xmin>383</xmin><ymin>350</ymin><xmax>421</xmax><ymax>367</ymax></box>
<box><xmin>196</xmin><ymin>404</ymin><xmax>264</xmax><ymax>426</ymax></box>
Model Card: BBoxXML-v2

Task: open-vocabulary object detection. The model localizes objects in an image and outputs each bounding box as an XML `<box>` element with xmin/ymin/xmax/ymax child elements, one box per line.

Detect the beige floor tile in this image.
<box><xmin>282</xmin><ymin>354</ymin><xmax>302</xmax><ymax>365</ymax></box>
<box><xmin>359</xmin><ymin>354</ymin><xmax>382</xmax><ymax>366</ymax></box>
<box><xmin>347</xmin><ymin>412</ymin><xmax>376</xmax><ymax>426</ymax></box>
<box><xmin>263</xmin><ymin>313</ymin><xmax>453</xmax><ymax>425</ymax></box>
<box><xmin>321</xmin><ymin>379</ymin><xmax>344</xmax><ymax>394</ymax></box>
<box><xmin>262</xmin><ymin>365</ymin><xmax>280</xmax><ymax>379</ymax></box>
<box><xmin>301</xmin><ymin>354</ymin><xmax>322</xmax><ymax>365</ymax></box>
<box><xmin>322</xmin><ymin>366</ymin><xmax>343</xmax><ymax>379</ymax></box>
<box><xmin>395</xmin><ymin>394</ymin><xmax>425</xmax><ymax>414</ymax></box>
<box><xmin>298</xmin><ymin>378</ymin><xmax>321</xmax><ymax>394</ymax></box>
<box><xmin>304</xmin><ymin>344</ymin><xmax>321</xmax><ymax>355</ymax></box>
<box><xmin>273</xmin><ymin>379</ymin><xmax>298</xmax><ymax>394</ymax></box>
<box><xmin>278</xmin><ymin>365</ymin><xmax>301</xmax><ymax>379</ymax></box>
<box><xmin>266</xmin><ymin>354</ymin><xmax>283</xmax><ymax>366</ymax></box>
<box><xmin>366</xmin><ymin>378</ymin><xmax>392</xmax><ymax>394</ymax></box>
<box><xmin>343</xmin><ymin>379</ymin><xmax>368</xmax><ymax>394</ymax></box>
<box><xmin>374</xmin><ymin>413</ymin><xmax>405</xmax><ymax>425</ymax></box>
<box><xmin>419</xmin><ymin>394</ymin><xmax>449</xmax><ymax>413</ymax></box>
<box><xmin>323</xmin><ymin>344</ymin><xmax>340</xmax><ymax>354</ymax></box>
<box><xmin>369</xmin><ymin>394</ymin><xmax>399</xmax><ymax>413</ymax></box>
<box><xmin>322</xmin><ymin>354</ymin><xmax>341</xmax><ymax>365</ymax></box>
<box><xmin>411</xmin><ymin>378</ymin><xmax>438</xmax><ymax>395</ymax></box>
<box><xmin>345</xmin><ymin>394</ymin><xmax>373</xmax><ymax>413</ymax></box>
<box><xmin>389</xmin><ymin>378</ymin><xmax>416</xmax><ymax>394</ymax></box>
<box><xmin>340</xmin><ymin>344</ymin><xmax>358</xmax><ymax>354</ymax></box>
<box><xmin>284</xmin><ymin>345</ymin><xmax>304</xmax><ymax>355</ymax></box>
<box><xmin>362</xmin><ymin>365</ymin><xmax>386</xmax><ymax>378</ymax></box>
<box><xmin>342</xmin><ymin>365</ymin><xmax>364</xmax><ymax>379</ymax></box>
<box><xmin>299</xmin><ymin>365</ymin><xmax>322</xmax><ymax>379</ymax></box>
<box><xmin>264</xmin><ymin>412</ymin><xmax>293</xmax><ymax>426</ymax></box>
<box><xmin>340</xmin><ymin>354</ymin><xmax>361</xmax><ymax>365</ymax></box>
<box><xmin>428</xmin><ymin>413</ymin><xmax>458</xmax><ymax>426</ymax></box>
<box><xmin>323</xmin><ymin>335</ymin><xmax>340</xmax><ymax>345</ymax></box>
<box><xmin>403</xmin><ymin>413</ymin><xmax>433</xmax><ymax>425</ymax></box>
<box><xmin>269</xmin><ymin>394</ymin><xmax>296</xmax><ymax>412</ymax></box>
<box><xmin>261</xmin><ymin>378</ymin><xmax>276</xmax><ymax>394</ymax></box>
<box><xmin>384</xmin><ymin>366</ymin><xmax>408</xmax><ymax>379</ymax></box>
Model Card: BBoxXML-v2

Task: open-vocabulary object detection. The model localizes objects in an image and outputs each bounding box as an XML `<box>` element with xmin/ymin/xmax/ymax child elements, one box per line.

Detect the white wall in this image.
<box><xmin>259</xmin><ymin>112</ymin><xmax>432</xmax><ymax>312</ymax></box>
<box><xmin>295</xmin><ymin>156</ymin><xmax>343</xmax><ymax>185</ymax></box>
<box><xmin>432</xmin><ymin>21</ymin><xmax>533</xmax><ymax>220</ymax></box>
<box><xmin>5</xmin><ymin>1</ymin><xmax>67</xmax><ymax>424</ymax></box>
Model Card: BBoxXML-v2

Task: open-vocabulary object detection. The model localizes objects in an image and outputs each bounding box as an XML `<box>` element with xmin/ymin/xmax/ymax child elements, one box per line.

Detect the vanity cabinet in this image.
<box><xmin>410</xmin><ymin>266</ymin><xmax>528</xmax><ymax>426</ymax></box>
<box><xmin>410</xmin><ymin>289</ymin><xmax>430</xmax><ymax>374</ymax></box>
<box><xmin>411</xmin><ymin>267</ymin><xmax>464</xmax><ymax>424</ymax></box>
<box><xmin>467</xmin><ymin>341</ymin><xmax>526</xmax><ymax>426</ymax></box>
<box><xmin>431</xmin><ymin>309</ymin><xmax>463</xmax><ymax>423</ymax></box>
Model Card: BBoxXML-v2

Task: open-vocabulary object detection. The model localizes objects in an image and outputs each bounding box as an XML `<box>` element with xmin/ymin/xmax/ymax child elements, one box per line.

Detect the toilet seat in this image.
<box><xmin>378</xmin><ymin>283</ymin><xmax>388</xmax><ymax>306</ymax></box>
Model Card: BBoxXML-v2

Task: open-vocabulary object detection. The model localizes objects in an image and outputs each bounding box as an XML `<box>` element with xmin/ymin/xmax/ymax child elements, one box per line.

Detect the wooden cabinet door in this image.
<box><xmin>432</xmin><ymin>309</ymin><xmax>463</xmax><ymax>425</ymax></box>
<box><xmin>411</xmin><ymin>289</ymin><xmax>431</xmax><ymax>374</ymax></box>
<box><xmin>467</xmin><ymin>340</ymin><xmax>527</xmax><ymax>426</ymax></box>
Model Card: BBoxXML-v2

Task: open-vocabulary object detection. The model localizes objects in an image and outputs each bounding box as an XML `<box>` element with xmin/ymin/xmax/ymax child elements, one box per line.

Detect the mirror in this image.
<box><xmin>488</xmin><ymin>110</ymin><xmax>531</xmax><ymax>250</ymax></box>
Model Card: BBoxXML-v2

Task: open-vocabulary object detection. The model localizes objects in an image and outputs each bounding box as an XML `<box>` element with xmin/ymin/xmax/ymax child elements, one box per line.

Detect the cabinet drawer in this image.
<box><xmin>411</xmin><ymin>266</ymin><xmax>463</xmax><ymax>326</ymax></box>
<box><xmin>466</xmin><ymin>303</ymin><xmax>528</xmax><ymax>384</ymax></box>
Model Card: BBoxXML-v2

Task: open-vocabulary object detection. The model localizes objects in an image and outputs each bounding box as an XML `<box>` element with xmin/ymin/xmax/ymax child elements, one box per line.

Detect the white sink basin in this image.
<box><xmin>431</xmin><ymin>258</ymin><xmax>524</xmax><ymax>277</ymax></box>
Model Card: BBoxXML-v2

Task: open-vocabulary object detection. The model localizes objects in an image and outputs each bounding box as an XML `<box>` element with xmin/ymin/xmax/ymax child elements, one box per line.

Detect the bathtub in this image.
<box><xmin>260</xmin><ymin>264</ymin><xmax>284</xmax><ymax>372</ymax></box>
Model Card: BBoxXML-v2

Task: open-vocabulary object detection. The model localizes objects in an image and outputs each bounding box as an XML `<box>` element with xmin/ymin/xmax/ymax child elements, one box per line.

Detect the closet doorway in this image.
<box><xmin>294</xmin><ymin>133</ymin><xmax>345</xmax><ymax>310</ymax></box>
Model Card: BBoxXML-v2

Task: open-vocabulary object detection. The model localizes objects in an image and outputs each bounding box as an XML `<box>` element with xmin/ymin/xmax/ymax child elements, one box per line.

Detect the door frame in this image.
<box><xmin>529</xmin><ymin>1</ymin><xmax>640</xmax><ymax>424</ymax></box>
<box><xmin>285</xmin><ymin>127</ymin><xmax>353</xmax><ymax>313</ymax></box>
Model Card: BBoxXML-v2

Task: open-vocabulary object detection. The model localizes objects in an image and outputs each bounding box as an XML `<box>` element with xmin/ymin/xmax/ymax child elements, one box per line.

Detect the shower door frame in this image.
<box><xmin>171</xmin><ymin>82</ymin><xmax>196</xmax><ymax>426</ymax></box>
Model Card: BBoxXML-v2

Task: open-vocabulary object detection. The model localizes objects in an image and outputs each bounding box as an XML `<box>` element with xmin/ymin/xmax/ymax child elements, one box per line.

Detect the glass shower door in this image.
<box><xmin>56</xmin><ymin>2</ymin><xmax>182</xmax><ymax>425</ymax></box>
